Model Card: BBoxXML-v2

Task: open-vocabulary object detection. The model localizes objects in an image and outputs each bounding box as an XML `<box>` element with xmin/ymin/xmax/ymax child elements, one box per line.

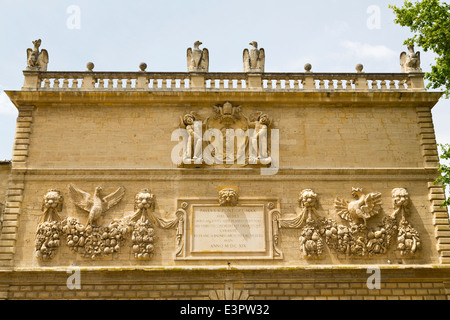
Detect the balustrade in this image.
<box><xmin>22</xmin><ymin>70</ymin><xmax>425</xmax><ymax>91</ymax></box>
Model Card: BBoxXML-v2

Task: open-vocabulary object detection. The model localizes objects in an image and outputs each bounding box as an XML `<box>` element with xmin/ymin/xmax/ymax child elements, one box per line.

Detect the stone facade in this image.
<box><xmin>0</xmin><ymin>41</ymin><xmax>449</xmax><ymax>300</ymax></box>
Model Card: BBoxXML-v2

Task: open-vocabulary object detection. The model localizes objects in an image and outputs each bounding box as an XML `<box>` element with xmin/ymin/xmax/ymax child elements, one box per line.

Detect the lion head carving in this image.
<box><xmin>134</xmin><ymin>189</ymin><xmax>156</xmax><ymax>211</ymax></box>
<box><xmin>218</xmin><ymin>188</ymin><xmax>238</xmax><ymax>206</ymax></box>
<box><xmin>299</xmin><ymin>189</ymin><xmax>318</xmax><ymax>209</ymax></box>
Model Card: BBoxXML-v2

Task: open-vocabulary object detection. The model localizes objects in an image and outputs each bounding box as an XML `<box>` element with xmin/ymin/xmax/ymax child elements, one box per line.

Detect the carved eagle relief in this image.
<box><xmin>26</xmin><ymin>39</ymin><xmax>49</xmax><ymax>71</ymax></box>
<box><xmin>400</xmin><ymin>45</ymin><xmax>421</xmax><ymax>73</ymax></box>
<box><xmin>187</xmin><ymin>41</ymin><xmax>209</xmax><ymax>72</ymax></box>
<box><xmin>334</xmin><ymin>188</ymin><xmax>382</xmax><ymax>226</ymax></box>
<box><xmin>68</xmin><ymin>184</ymin><xmax>125</xmax><ymax>225</ymax></box>
<box><xmin>243</xmin><ymin>41</ymin><xmax>265</xmax><ymax>73</ymax></box>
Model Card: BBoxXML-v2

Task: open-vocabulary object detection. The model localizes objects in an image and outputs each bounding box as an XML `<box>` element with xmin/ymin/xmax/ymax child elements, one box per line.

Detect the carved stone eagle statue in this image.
<box><xmin>334</xmin><ymin>188</ymin><xmax>382</xmax><ymax>226</ymax></box>
<box><xmin>400</xmin><ymin>45</ymin><xmax>421</xmax><ymax>73</ymax></box>
<box><xmin>68</xmin><ymin>184</ymin><xmax>125</xmax><ymax>225</ymax></box>
<box><xmin>243</xmin><ymin>41</ymin><xmax>265</xmax><ymax>73</ymax></box>
<box><xmin>26</xmin><ymin>39</ymin><xmax>49</xmax><ymax>71</ymax></box>
<box><xmin>187</xmin><ymin>41</ymin><xmax>209</xmax><ymax>72</ymax></box>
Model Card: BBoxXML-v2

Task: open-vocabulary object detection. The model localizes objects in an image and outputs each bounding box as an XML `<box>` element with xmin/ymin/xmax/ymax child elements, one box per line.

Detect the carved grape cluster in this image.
<box><xmin>298</xmin><ymin>220</ymin><xmax>323</xmax><ymax>258</ymax></box>
<box><xmin>62</xmin><ymin>218</ymin><xmax>131</xmax><ymax>259</ymax></box>
<box><xmin>397</xmin><ymin>217</ymin><xmax>421</xmax><ymax>256</ymax></box>
<box><xmin>319</xmin><ymin>217</ymin><xmax>398</xmax><ymax>257</ymax></box>
<box><xmin>131</xmin><ymin>218</ymin><xmax>155</xmax><ymax>260</ymax></box>
<box><xmin>35</xmin><ymin>221</ymin><xmax>62</xmax><ymax>261</ymax></box>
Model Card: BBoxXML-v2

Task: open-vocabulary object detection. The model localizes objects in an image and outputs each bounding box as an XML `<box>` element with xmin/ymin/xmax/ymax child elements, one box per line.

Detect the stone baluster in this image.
<box><xmin>98</xmin><ymin>78</ymin><xmax>105</xmax><ymax>89</ymax></box>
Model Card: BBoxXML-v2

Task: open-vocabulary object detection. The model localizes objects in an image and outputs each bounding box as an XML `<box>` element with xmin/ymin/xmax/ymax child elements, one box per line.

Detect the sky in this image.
<box><xmin>0</xmin><ymin>0</ymin><xmax>449</xmax><ymax>160</ymax></box>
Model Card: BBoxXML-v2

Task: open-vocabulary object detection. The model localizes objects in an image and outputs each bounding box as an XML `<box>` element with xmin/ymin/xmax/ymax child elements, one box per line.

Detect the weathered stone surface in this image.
<box><xmin>0</xmin><ymin>43</ymin><xmax>448</xmax><ymax>300</ymax></box>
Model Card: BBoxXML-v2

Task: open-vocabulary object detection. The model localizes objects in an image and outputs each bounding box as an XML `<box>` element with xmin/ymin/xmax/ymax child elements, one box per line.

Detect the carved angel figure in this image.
<box><xmin>181</xmin><ymin>112</ymin><xmax>203</xmax><ymax>163</ymax></box>
<box><xmin>243</xmin><ymin>41</ymin><xmax>265</xmax><ymax>73</ymax></box>
<box><xmin>187</xmin><ymin>41</ymin><xmax>209</xmax><ymax>72</ymax></box>
<box><xmin>26</xmin><ymin>39</ymin><xmax>49</xmax><ymax>71</ymax></box>
<box><xmin>248</xmin><ymin>112</ymin><xmax>270</xmax><ymax>163</ymax></box>
<box><xmin>400</xmin><ymin>45</ymin><xmax>421</xmax><ymax>73</ymax></box>
<box><xmin>68</xmin><ymin>184</ymin><xmax>125</xmax><ymax>225</ymax></box>
<box><xmin>334</xmin><ymin>188</ymin><xmax>382</xmax><ymax>226</ymax></box>
<box><xmin>40</xmin><ymin>189</ymin><xmax>64</xmax><ymax>223</ymax></box>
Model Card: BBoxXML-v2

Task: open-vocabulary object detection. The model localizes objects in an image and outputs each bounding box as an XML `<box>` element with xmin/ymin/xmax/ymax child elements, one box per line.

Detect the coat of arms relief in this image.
<box><xmin>175</xmin><ymin>102</ymin><xmax>273</xmax><ymax>167</ymax></box>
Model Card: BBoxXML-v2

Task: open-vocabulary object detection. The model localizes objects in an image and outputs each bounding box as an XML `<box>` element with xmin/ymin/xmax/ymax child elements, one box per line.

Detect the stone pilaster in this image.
<box><xmin>417</xmin><ymin>106</ymin><xmax>440</xmax><ymax>168</ymax></box>
<box><xmin>0</xmin><ymin>106</ymin><xmax>35</xmax><ymax>267</ymax></box>
<box><xmin>428</xmin><ymin>182</ymin><xmax>450</xmax><ymax>264</ymax></box>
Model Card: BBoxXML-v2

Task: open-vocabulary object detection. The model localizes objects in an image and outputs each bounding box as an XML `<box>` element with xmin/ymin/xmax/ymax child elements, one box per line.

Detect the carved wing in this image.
<box><xmin>400</xmin><ymin>51</ymin><xmax>407</xmax><ymax>71</ymax></box>
<box><xmin>38</xmin><ymin>49</ymin><xmax>49</xmax><ymax>71</ymax></box>
<box><xmin>190</xmin><ymin>111</ymin><xmax>202</xmax><ymax>122</ymax></box>
<box><xmin>361</xmin><ymin>192</ymin><xmax>382</xmax><ymax>218</ymax></box>
<box><xmin>334</xmin><ymin>198</ymin><xmax>353</xmax><ymax>222</ymax></box>
<box><xmin>258</xmin><ymin>48</ymin><xmax>265</xmax><ymax>72</ymax></box>
<box><xmin>179</xmin><ymin>115</ymin><xmax>187</xmax><ymax>128</ymax></box>
<box><xmin>243</xmin><ymin>48</ymin><xmax>250</xmax><ymax>71</ymax></box>
<box><xmin>26</xmin><ymin>48</ymin><xmax>32</xmax><ymax>64</ymax></box>
<box><xmin>68</xmin><ymin>184</ymin><xmax>93</xmax><ymax>212</ymax></box>
<box><xmin>415</xmin><ymin>51</ymin><xmax>420</xmax><ymax>64</ymax></box>
<box><xmin>248</xmin><ymin>111</ymin><xmax>263</xmax><ymax>123</ymax></box>
<box><xmin>201</xmin><ymin>48</ymin><xmax>209</xmax><ymax>71</ymax></box>
<box><xmin>187</xmin><ymin>47</ymin><xmax>192</xmax><ymax>70</ymax></box>
<box><xmin>102</xmin><ymin>187</ymin><xmax>125</xmax><ymax>212</ymax></box>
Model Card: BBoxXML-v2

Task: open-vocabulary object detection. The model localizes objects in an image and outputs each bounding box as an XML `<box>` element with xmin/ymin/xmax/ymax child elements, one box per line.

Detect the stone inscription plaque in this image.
<box><xmin>191</xmin><ymin>205</ymin><xmax>266</xmax><ymax>253</ymax></box>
